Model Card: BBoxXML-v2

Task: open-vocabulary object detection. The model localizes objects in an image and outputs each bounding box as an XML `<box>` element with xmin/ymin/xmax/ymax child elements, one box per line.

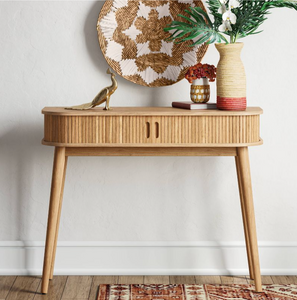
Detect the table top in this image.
<box><xmin>42</xmin><ymin>106</ymin><xmax>263</xmax><ymax>117</ymax></box>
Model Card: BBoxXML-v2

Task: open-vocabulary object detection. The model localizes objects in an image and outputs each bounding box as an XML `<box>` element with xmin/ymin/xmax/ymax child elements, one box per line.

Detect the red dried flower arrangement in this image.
<box><xmin>185</xmin><ymin>63</ymin><xmax>217</xmax><ymax>84</ymax></box>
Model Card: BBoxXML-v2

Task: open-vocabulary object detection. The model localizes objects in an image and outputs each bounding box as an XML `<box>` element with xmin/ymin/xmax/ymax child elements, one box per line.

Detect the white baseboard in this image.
<box><xmin>1</xmin><ymin>241</ymin><xmax>297</xmax><ymax>275</ymax></box>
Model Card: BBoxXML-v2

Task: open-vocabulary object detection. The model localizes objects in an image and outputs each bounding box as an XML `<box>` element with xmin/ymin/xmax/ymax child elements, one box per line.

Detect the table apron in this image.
<box><xmin>64</xmin><ymin>147</ymin><xmax>237</xmax><ymax>157</ymax></box>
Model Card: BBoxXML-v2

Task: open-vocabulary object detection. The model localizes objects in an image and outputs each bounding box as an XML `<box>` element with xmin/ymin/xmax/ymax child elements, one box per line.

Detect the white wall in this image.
<box><xmin>1</xmin><ymin>1</ymin><xmax>297</xmax><ymax>275</ymax></box>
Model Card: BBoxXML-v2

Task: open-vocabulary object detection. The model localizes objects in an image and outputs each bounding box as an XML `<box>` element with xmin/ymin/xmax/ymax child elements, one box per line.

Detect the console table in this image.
<box><xmin>41</xmin><ymin>107</ymin><xmax>263</xmax><ymax>294</ymax></box>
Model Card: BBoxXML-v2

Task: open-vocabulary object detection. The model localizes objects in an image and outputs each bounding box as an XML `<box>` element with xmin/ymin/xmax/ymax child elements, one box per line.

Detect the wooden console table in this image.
<box><xmin>41</xmin><ymin>107</ymin><xmax>263</xmax><ymax>294</ymax></box>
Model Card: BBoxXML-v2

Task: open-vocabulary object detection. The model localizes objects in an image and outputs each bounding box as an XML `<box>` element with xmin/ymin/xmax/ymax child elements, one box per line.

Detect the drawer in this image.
<box><xmin>44</xmin><ymin>115</ymin><xmax>122</xmax><ymax>144</ymax></box>
<box><xmin>122</xmin><ymin>116</ymin><xmax>197</xmax><ymax>144</ymax></box>
<box><xmin>43</xmin><ymin>114</ymin><xmax>261</xmax><ymax>146</ymax></box>
<box><xmin>121</xmin><ymin>115</ymin><xmax>260</xmax><ymax>145</ymax></box>
<box><xmin>122</xmin><ymin>116</ymin><xmax>161</xmax><ymax>144</ymax></box>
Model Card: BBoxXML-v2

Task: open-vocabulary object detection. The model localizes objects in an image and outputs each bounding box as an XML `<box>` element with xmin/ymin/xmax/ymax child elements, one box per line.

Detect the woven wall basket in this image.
<box><xmin>97</xmin><ymin>0</ymin><xmax>209</xmax><ymax>87</ymax></box>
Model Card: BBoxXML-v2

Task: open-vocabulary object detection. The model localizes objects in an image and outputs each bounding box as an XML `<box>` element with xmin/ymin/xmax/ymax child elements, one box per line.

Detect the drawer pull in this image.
<box><xmin>155</xmin><ymin>122</ymin><xmax>159</xmax><ymax>139</ymax></box>
<box><xmin>146</xmin><ymin>122</ymin><xmax>150</xmax><ymax>138</ymax></box>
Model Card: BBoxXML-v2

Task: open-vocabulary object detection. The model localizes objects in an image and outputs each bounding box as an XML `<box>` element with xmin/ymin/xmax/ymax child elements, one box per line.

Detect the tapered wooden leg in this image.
<box><xmin>41</xmin><ymin>147</ymin><xmax>66</xmax><ymax>294</ymax></box>
<box><xmin>49</xmin><ymin>156</ymin><xmax>68</xmax><ymax>279</ymax></box>
<box><xmin>237</xmin><ymin>147</ymin><xmax>262</xmax><ymax>292</ymax></box>
<box><xmin>235</xmin><ymin>156</ymin><xmax>254</xmax><ymax>280</ymax></box>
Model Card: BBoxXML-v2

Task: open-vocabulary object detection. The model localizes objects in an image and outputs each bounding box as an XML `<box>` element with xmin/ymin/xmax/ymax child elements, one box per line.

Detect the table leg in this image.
<box><xmin>49</xmin><ymin>156</ymin><xmax>68</xmax><ymax>279</ymax></box>
<box><xmin>41</xmin><ymin>147</ymin><xmax>66</xmax><ymax>294</ymax></box>
<box><xmin>237</xmin><ymin>147</ymin><xmax>262</xmax><ymax>292</ymax></box>
<box><xmin>235</xmin><ymin>156</ymin><xmax>254</xmax><ymax>280</ymax></box>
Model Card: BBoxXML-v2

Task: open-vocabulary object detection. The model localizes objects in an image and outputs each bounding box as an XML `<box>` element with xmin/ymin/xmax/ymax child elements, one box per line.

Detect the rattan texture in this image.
<box><xmin>216</xmin><ymin>43</ymin><xmax>246</xmax><ymax>98</ymax></box>
<box><xmin>97</xmin><ymin>0</ymin><xmax>209</xmax><ymax>87</ymax></box>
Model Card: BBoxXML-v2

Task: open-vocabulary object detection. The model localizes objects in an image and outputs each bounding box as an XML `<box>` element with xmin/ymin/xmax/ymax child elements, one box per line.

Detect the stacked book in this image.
<box><xmin>172</xmin><ymin>101</ymin><xmax>217</xmax><ymax>110</ymax></box>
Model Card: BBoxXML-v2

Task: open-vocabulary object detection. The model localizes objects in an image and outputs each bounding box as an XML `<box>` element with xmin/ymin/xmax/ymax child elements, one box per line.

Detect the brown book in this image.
<box><xmin>172</xmin><ymin>101</ymin><xmax>217</xmax><ymax>110</ymax></box>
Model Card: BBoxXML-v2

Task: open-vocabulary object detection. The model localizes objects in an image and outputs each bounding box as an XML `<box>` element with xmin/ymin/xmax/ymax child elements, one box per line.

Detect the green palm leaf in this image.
<box><xmin>164</xmin><ymin>0</ymin><xmax>297</xmax><ymax>45</ymax></box>
<box><xmin>164</xmin><ymin>6</ymin><xmax>226</xmax><ymax>46</ymax></box>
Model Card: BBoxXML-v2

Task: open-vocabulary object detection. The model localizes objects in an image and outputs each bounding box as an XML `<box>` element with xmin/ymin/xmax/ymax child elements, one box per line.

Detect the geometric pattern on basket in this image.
<box><xmin>97</xmin><ymin>0</ymin><xmax>208</xmax><ymax>87</ymax></box>
<box><xmin>191</xmin><ymin>84</ymin><xmax>210</xmax><ymax>103</ymax></box>
<box><xmin>97</xmin><ymin>284</ymin><xmax>297</xmax><ymax>300</ymax></box>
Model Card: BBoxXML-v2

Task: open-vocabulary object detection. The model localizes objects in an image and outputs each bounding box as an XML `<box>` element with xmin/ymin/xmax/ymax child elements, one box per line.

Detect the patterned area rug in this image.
<box><xmin>97</xmin><ymin>284</ymin><xmax>297</xmax><ymax>300</ymax></box>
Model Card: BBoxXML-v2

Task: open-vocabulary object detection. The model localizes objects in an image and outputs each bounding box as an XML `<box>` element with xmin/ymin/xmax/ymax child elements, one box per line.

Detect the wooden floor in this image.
<box><xmin>0</xmin><ymin>275</ymin><xmax>296</xmax><ymax>300</ymax></box>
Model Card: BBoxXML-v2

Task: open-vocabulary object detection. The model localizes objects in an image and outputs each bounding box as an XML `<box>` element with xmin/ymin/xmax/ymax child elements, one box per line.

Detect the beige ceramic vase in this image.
<box><xmin>215</xmin><ymin>43</ymin><xmax>246</xmax><ymax>110</ymax></box>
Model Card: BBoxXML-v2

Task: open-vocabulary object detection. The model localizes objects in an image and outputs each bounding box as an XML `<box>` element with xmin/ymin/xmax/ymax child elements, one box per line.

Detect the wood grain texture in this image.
<box><xmin>169</xmin><ymin>276</ymin><xmax>196</xmax><ymax>284</ymax></box>
<box><xmin>34</xmin><ymin>276</ymin><xmax>67</xmax><ymax>300</ymax></box>
<box><xmin>246</xmin><ymin>276</ymin><xmax>273</xmax><ymax>285</ymax></box>
<box><xmin>1</xmin><ymin>276</ymin><xmax>293</xmax><ymax>299</ymax></box>
<box><xmin>286</xmin><ymin>276</ymin><xmax>297</xmax><ymax>284</ymax></box>
<box><xmin>118</xmin><ymin>276</ymin><xmax>144</xmax><ymax>284</ymax></box>
<box><xmin>43</xmin><ymin>107</ymin><xmax>262</xmax><ymax>147</ymax></box>
<box><xmin>235</xmin><ymin>156</ymin><xmax>254</xmax><ymax>280</ymax></box>
<box><xmin>260</xmin><ymin>276</ymin><xmax>274</xmax><ymax>284</ymax></box>
<box><xmin>61</xmin><ymin>276</ymin><xmax>92</xmax><ymax>299</ymax></box>
<box><xmin>50</xmin><ymin>157</ymin><xmax>68</xmax><ymax>280</ymax></box>
<box><xmin>221</xmin><ymin>276</ymin><xmax>248</xmax><ymax>284</ymax></box>
<box><xmin>0</xmin><ymin>276</ymin><xmax>16</xmax><ymax>299</ymax></box>
<box><xmin>271</xmin><ymin>276</ymin><xmax>290</xmax><ymax>284</ymax></box>
<box><xmin>144</xmin><ymin>276</ymin><xmax>170</xmax><ymax>284</ymax></box>
<box><xmin>43</xmin><ymin>140</ymin><xmax>263</xmax><ymax>148</ymax></box>
<box><xmin>237</xmin><ymin>147</ymin><xmax>262</xmax><ymax>292</ymax></box>
<box><xmin>42</xmin><ymin>107</ymin><xmax>263</xmax><ymax>116</ymax></box>
<box><xmin>6</xmin><ymin>277</ymin><xmax>40</xmax><ymax>300</ymax></box>
<box><xmin>41</xmin><ymin>147</ymin><xmax>66</xmax><ymax>294</ymax></box>
<box><xmin>195</xmin><ymin>276</ymin><xmax>221</xmax><ymax>284</ymax></box>
<box><xmin>65</xmin><ymin>147</ymin><xmax>237</xmax><ymax>157</ymax></box>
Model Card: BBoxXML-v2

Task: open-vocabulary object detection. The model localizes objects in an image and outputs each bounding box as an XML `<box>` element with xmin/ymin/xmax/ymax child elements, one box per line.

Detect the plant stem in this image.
<box><xmin>230</xmin><ymin>34</ymin><xmax>234</xmax><ymax>43</ymax></box>
<box><xmin>229</xmin><ymin>32</ymin><xmax>239</xmax><ymax>44</ymax></box>
<box><xmin>233</xmin><ymin>32</ymin><xmax>239</xmax><ymax>43</ymax></box>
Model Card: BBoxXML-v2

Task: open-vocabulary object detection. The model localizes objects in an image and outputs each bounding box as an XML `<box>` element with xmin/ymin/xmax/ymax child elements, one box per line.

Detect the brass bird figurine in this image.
<box><xmin>66</xmin><ymin>68</ymin><xmax>118</xmax><ymax>110</ymax></box>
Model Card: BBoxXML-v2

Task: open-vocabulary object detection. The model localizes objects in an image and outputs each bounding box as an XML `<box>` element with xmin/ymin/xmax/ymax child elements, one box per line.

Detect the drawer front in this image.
<box><xmin>121</xmin><ymin>116</ymin><xmax>160</xmax><ymax>144</ymax></box>
<box><xmin>44</xmin><ymin>115</ymin><xmax>122</xmax><ymax>144</ymax></box>
<box><xmin>121</xmin><ymin>115</ymin><xmax>260</xmax><ymax>145</ymax></box>
<box><xmin>122</xmin><ymin>116</ymin><xmax>199</xmax><ymax>144</ymax></box>
<box><xmin>44</xmin><ymin>114</ymin><xmax>260</xmax><ymax>146</ymax></box>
